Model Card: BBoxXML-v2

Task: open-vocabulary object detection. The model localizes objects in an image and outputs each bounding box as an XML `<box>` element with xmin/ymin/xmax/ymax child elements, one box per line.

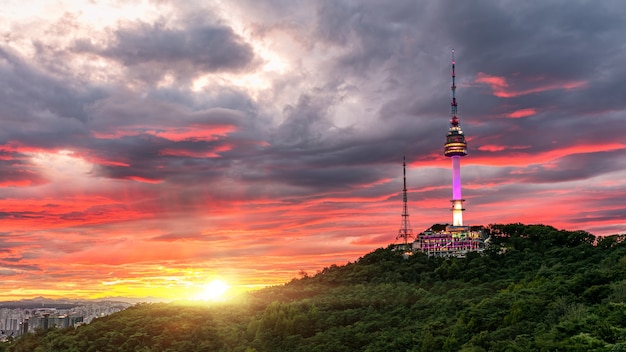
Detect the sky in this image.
<box><xmin>1</xmin><ymin>0</ymin><xmax>625</xmax><ymax>300</ymax></box>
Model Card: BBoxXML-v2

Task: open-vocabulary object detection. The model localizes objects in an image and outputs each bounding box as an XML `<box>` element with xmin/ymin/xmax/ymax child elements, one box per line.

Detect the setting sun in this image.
<box><xmin>194</xmin><ymin>279</ymin><xmax>231</xmax><ymax>302</ymax></box>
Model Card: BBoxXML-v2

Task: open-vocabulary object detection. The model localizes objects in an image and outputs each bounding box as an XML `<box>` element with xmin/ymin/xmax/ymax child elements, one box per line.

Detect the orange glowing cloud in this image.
<box><xmin>70</xmin><ymin>150</ymin><xmax>131</xmax><ymax>168</ymax></box>
<box><xmin>477</xmin><ymin>145</ymin><xmax>506</xmax><ymax>152</ymax></box>
<box><xmin>0</xmin><ymin>170</ymin><xmax>46</xmax><ymax>187</ymax></box>
<box><xmin>159</xmin><ymin>144</ymin><xmax>233</xmax><ymax>158</ymax></box>
<box><xmin>146</xmin><ymin>125</ymin><xmax>236</xmax><ymax>142</ymax></box>
<box><xmin>471</xmin><ymin>143</ymin><xmax>626</xmax><ymax>166</ymax></box>
<box><xmin>477</xmin><ymin>144</ymin><xmax>531</xmax><ymax>152</ymax></box>
<box><xmin>91</xmin><ymin>130</ymin><xmax>146</xmax><ymax>139</ymax></box>
<box><xmin>124</xmin><ymin>175</ymin><xmax>164</xmax><ymax>184</ymax></box>
<box><xmin>471</xmin><ymin>184</ymin><xmax>625</xmax><ymax>235</ymax></box>
<box><xmin>507</xmin><ymin>108</ymin><xmax>537</xmax><ymax>118</ymax></box>
<box><xmin>475</xmin><ymin>74</ymin><xmax>508</xmax><ymax>89</ymax></box>
<box><xmin>411</xmin><ymin>143</ymin><xmax>626</xmax><ymax>168</ymax></box>
<box><xmin>476</xmin><ymin>72</ymin><xmax>587</xmax><ymax>98</ymax></box>
<box><xmin>92</xmin><ymin>124</ymin><xmax>236</xmax><ymax>142</ymax></box>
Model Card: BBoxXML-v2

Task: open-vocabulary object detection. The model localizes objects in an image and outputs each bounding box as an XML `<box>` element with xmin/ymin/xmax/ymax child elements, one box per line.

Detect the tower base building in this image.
<box><xmin>413</xmin><ymin>224</ymin><xmax>486</xmax><ymax>258</ymax></box>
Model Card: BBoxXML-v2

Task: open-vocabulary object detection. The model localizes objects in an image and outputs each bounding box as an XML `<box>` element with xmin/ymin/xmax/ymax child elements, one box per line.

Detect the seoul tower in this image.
<box><xmin>444</xmin><ymin>50</ymin><xmax>468</xmax><ymax>227</ymax></box>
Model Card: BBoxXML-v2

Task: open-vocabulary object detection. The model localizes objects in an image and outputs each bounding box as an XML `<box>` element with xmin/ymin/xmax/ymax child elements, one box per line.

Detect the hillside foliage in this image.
<box><xmin>5</xmin><ymin>224</ymin><xmax>626</xmax><ymax>352</ymax></box>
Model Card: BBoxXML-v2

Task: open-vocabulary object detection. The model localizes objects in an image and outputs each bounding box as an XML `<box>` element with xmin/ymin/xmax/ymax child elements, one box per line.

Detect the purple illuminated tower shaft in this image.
<box><xmin>452</xmin><ymin>156</ymin><xmax>462</xmax><ymax>200</ymax></box>
<box><xmin>451</xmin><ymin>156</ymin><xmax>464</xmax><ymax>226</ymax></box>
<box><xmin>444</xmin><ymin>50</ymin><xmax>467</xmax><ymax>226</ymax></box>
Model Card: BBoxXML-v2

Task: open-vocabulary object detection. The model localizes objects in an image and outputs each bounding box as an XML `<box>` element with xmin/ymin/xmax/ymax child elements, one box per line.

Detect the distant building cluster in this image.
<box><xmin>0</xmin><ymin>301</ymin><xmax>130</xmax><ymax>341</ymax></box>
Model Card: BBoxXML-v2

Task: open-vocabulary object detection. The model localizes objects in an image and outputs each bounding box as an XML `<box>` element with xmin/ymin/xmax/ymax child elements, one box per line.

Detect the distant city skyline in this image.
<box><xmin>0</xmin><ymin>299</ymin><xmax>130</xmax><ymax>339</ymax></box>
<box><xmin>1</xmin><ymin>0</ymin><xmax>625</xmax><ymax>300</ymax></box>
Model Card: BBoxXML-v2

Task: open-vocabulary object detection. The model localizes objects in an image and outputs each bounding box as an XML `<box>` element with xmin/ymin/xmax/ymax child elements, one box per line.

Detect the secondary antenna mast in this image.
<box><xmin>396</xmin><ymin>155</ymin><xmax>414</xmax><ymax>247</ymax></box>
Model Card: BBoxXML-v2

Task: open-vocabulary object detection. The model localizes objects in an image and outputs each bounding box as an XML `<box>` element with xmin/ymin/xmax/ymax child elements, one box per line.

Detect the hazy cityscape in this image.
<box><xmin>1</xmin><ymin>299</ymin><xmax>131</xmax><ymax>341</ymax></box>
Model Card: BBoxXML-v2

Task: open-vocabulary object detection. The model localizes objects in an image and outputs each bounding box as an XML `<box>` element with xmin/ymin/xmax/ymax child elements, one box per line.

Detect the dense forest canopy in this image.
<box><xmin>3</xmin><ymin>224</ymin><xmax>626</xmax><ymax>352</ymax></box>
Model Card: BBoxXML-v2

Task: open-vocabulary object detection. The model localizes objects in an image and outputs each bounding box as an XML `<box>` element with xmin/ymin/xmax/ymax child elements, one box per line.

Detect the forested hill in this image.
<box><xmin>5</xmin><ymin>224</ymin><xmax>626</xmax><ymax>352</ymax></box>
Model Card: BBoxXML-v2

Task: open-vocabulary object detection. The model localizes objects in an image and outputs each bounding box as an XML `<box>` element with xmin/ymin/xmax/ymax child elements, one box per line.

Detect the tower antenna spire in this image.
<box><xmin>451</xmin><ymin>49</ymin><xmax>458</xmax><ymax>127</ymax></box>
<box><xmin>396</xmin><ymin>155</ymin><xmax>413</xmax><ymax>248</ymax></box>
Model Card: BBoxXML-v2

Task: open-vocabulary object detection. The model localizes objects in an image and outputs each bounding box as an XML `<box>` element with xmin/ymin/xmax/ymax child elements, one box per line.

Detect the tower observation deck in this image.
<box><xmin>445</xmin><ymin>50</ymin><xmax>467</xmax><ymax>226</ymax></box>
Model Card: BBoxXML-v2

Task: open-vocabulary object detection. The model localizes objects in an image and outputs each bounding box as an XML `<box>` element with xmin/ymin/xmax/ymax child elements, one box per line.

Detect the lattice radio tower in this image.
<box><xmin>396</xmin><ymin>155</ymin><xmax>414</xmax><ymax>247</ymax></box>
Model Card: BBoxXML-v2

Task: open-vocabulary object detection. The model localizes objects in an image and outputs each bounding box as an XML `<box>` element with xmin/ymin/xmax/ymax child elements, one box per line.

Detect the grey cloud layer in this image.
<box><xmin>74</xmin><ymin>20</ymin><xmax>256</xmax><ymax>82</ymax></box>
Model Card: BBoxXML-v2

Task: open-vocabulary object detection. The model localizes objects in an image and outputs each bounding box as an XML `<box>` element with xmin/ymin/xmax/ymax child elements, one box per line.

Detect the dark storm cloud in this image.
<box><xmin>76</xmin><ymin>86</ymin><xmax>268</xmax><ymax>185</ymax></box>
<box><xmin>315</xmin><ymin>0</ymin><xmax>435</xmax><ymax>74</ymax></box>
<box><xmin>261</xmin><ymin>87</ymin><xmax>428</xmax><ymax>190</ymax></box>
<box><xmin>87</xmin><ymin>93</ymin><xmax>247</xmax><ymax>133</ymax></box>
<box><xmin>569</xmin><ymin>209</ymin><xmax>626</xmax><ymax>224</ymax></box>
<box><xmin>150</xmin><ymin>232</ymin><xmax>230</xmax><ymax>242</ymax></box>
<box><xmin>0</xmin><ymin>211</ymin><xmax>45</xmax><ymax>220</ymax></box>
<box><xmin>94</xmin><ymin>141</ymin><xmax>216</xmax><ymax>182</ymax></box>
<box><xmin>514</xmin><ymin>150</ymin><xmax>626</xmax><ymax>183</ymax></box>
<box><xmin>444</xmin><ymin>0</ymin><xmax>624</xmax><ymax>77</ymax></box>
<box><xmin>74</xmin><ymin>20</ymin><xmax>257</xmax><ymax>82</ymax></box>
<box><xmin>0</xmin><ymin>157</ymin><xmax>48</xmax><ymax>186</ymax></box>
<box><xmin>0</xmin><ymin>81</ymin><xmax>253</xmax><ymax>189</ymax></box>
<box><xmin>0</xmin><ymin>261</ymin><xmax>41</xmax><ymax>272</ymax></box>
<box><xmin>268</xmin><ymin>165</ymin><xmax>389</xmax><ymax>191</ymax></box>
<box><xmin>419</xmin><ymin>0</ymin><xmax>626</xmax><ymax>155</ymax></box>
<box><xmin>0</xmin><ymin>48</ymin><xmax>96</xmax><ymax>150</ymax></box>
<box><xmin>0</xmin><ymin>35</ymin><xmax>263</xmax><ymax>188</ymax></box>
<box><xmin>217</xmin><ymin>1</ymin><xmax>445</xmax><ymax>188</ymax></box>
<box><xmin>2</xmin><ymin>0</ymin><xmax>624</xmax><ymax>196</ymax></box>
<box><xmin>271</xmin><ymin>93</ymin><xmax>340</xmax><ymax>149</ymax></box>
<box><xmin>280</xmin><ymin>0</ymin><xmax>455</xmax><ymax>167</ymax></box>
<box><xmin>311</xmin><ymin>0</ymin><xmax>451</xmax><ymax>133</ymax></box>
<box><xmin>0</xmin><ymin>253</ymin><xmax>40</xmax><ymax>277</ymax></box>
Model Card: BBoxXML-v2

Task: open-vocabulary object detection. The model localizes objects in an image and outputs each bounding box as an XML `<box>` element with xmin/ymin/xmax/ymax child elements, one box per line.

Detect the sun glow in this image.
<box><xmin>194</xmin><ymin>279</ymin><xmax>231</xmax><ymax>302</ymax></box>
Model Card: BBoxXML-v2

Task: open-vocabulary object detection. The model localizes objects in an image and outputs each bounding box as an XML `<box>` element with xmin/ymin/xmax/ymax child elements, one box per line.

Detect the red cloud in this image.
<box><xmin>475</xmin><ymin>72</ymin><xmax>587</xmax><ymax>98</ymax></box>
<box><xmin>124</xmin><ymin>175</ymin><xmax>163</xmax><ymax>184</ymax></box>
<box><xmin>507</xmin><ymin>108</ymin><xmax>537</xmax><ymax>118</ymax></box>
<box><xmin>470</xmin><ymin>143</ymin><xmax>626</xmax><ymax>166</ymax></box>
<box><xmin>478</xmin><ymin>145</ymin><xmax>506</xmax><ymax>152</ymax></box>
<box><xmin>92</xmin><ymin>124</ymin><xmax>235</xmax><ymax>142</ymax></box>
<box><xmin>146</xmin><ymin>125</ymin><xmax>235</xmax><ymax>142</ymax></box>
<box><xmin>0</xmin><ymin>170</ymin><xmax>48</xmax><ymax>187</ymax></box>
<box><xmin>475</xmin><ymin>73</ymin><xmax>509</xmax><ymax>89</ymax></box>
<box><xmin>159</xmin><ymin>144</ymin><xmax>233</xmax><ymax>158</ymax></box>
<box><xmin>411</xmin><ymin>143</ymin><xmax>626</xmax><ymax>168</ymax></box>
<box><xmin>80</xmin><ymin>153</ymin><xmax>131</xmax><ymax>167</ymax></box>
<box><xmin>477</xmin><ymin>144</ymin><xmax>531</xmax><ymax>152</ymax></box>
